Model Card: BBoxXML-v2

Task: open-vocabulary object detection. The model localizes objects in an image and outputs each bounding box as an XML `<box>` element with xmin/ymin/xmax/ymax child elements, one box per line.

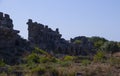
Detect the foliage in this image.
<box><xmin>26</xmin><ymin>53</ymin><xmax>40</xmax><ymax>64</ymax></box>
<box><xmin>74</xmin><ymin>40</ymin><xmax>81</xmax><ymax>44</ymax></box>
<box><xmin>101</xmin><ymin>41</ymin><xmax>119</xmax><ymax>53</ymax></box>
<box><xmin>89</xmin><ymin>36</ymin><xmax>108</xmax><ymax>49</ymax></box>
<box><xmin>93</xmin><ymin>51</ymin><xmax>105</xmax><ymax>62</ymax></box>
<box><xmin>63</xmin><ymin>55</ymin><xmax>74</xmax><ymax>61</ymax></box>
<box><xmin>60</xmin><ymin>61</ymin><xmax>71</xmax><ymax>67</ymax></box>
<box><xmin>50</xmin><ymin>57</ymin><xmax>59</xmax><ymax>63</ymax></box>
<box><xmin>81</xmin><ymin>59</ymin><xmax>91</xmax><ymax>66</ymax></box>
<box><xmin>39</xmin><ymin>56</ymin><xmax>50</xmax><ymax>63</ymax></box>
<box><xmin>75</xmin><ymin>56</ymin><xmax>90</xmax><ymax>60</ymax></box>
<box><xmin>74</xmin><ymin>56</ymin><xmax>90</xmax><ymax>63</ymax></box>
<box><xmin>31</xmin><ymin>66</ymin><xmax>46</xmax><ymax>75</ymax></box>
<box><xmin>0</xmin><ymin>59</ymin><xmax>6</xmax><ymax>67</ymax></box>
<box><xmin>34</xmin><ymin>47</ymin><xmax>48</xmax><ymax>55</ymax></box>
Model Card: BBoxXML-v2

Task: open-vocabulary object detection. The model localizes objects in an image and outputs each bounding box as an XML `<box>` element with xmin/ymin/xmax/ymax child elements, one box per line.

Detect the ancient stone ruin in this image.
<box><xmin>0</xmin><ymin>12</ymin><xmax>95</xmax><ymax>64</ymax></box>
<box><xmin>71</xmin><ymin>36</ymin><xmax>94</xmax><ymax>55</ymax></box>
<box><xmin>0</xmin><ymin>12</ymin><xmax>31</xmax><ymax>65</ymax></box>
<box><xmin>27</xmin><ymin>19</ymin><xmax>73</xmax><ymax>54</ymax></box>
<box><xmin>27</xmin><ymin>19</ymin><xmax>94</xmax><ymax>55</ymax></box>
<box><xmin>0</xmin><ymin>12</ymin><xmax>13</xmax><ymax>29</ymax></box>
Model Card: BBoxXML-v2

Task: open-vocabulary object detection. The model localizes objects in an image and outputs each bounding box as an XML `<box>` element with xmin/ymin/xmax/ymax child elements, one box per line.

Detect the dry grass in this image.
<box><xmin>0</xmin><ymin>53</ymin><xmax>120</xmax><ymax>76</ymax></box>
<box><xmin>113</xmin><ymin>52</ymin><xmax>120</xmax><ymax>57</ymax></box>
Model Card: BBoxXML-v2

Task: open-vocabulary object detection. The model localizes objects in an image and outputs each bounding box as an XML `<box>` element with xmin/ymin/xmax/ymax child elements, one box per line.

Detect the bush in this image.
<box><xmin>63</xmin><ymin>55</ymin><xmax>74</xmax><ymax>61</ymax></box>
<box><xmin>26</xmin><ymin>53</ymin><xmax>40</xmax><ymax>63</ymax></box>
<box><xmin>39</xmin><ymin>56</ymin><xmax>50</xmax><ymax>63</ymax></box>
<box><xmin>94</xmin><ymin>51</ymin><xmax>105</xmax><ymax>62</ymax></box>
<box><xmin>50</xmin><ymin>57</ymin><xmax>59</xmax><ymax>63</ymax></box>
<box><xmin>60</xmin><ymin>61</ymin><xmax>71</xmax><ymax>67</ymax></box>
<box><xmin>0</xmin><ymin>59</ymin><xmax>6</xmax><ymax>67</ymax></box>
<box><xmin>74</xmin><ymin>56</ymin><xmax>91</xmax><ymax>63</ymax></box>
<box><xmin>81</xmin><ymin>59</ymin><xmax>91</xmax><ymax>66</ymax></box>
<box><xmin>34</xmin><ymin>47</ymin><xmax>48</xmax><ymax>55</ymax></box>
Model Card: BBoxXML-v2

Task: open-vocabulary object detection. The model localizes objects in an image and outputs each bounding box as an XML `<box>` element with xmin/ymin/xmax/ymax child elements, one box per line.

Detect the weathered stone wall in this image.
<box><xmin>0</xmin><ymin>12</ymin><xmax>13</xmax><ymax>29</ymax></box>
<box><xmin>27</xmin><ymin>19</ymin><xmax>61</xmax><ymax>50</ymax></box>
<box><xmin>27</xmin><ymin>20</ymin><xmax>94</xmax><ymax>55</ymax></box>
<box><xmin>71</xmin><ymin>36</ymin><xmax>94</xmax><ymax>55</ymax></box>
<box><xmin>0</xmin><ymin>12</ymin><xmax>31</xmax><ymax>65</ymax></box>
<box><xmin>0</xmin><ymin>12</ymin><xmax>95</xmax><ymax>65</ymax></box>
<box><xmin>27</xmin><ymin>19</ymin><xmax>74</xmax><ymax>54</ymax></box>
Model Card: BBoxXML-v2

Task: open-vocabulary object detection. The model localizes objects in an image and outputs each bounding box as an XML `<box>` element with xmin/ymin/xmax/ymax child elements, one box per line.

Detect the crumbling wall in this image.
<box><xmin>0</xmin><ymin>12</ymin><xmax>31</xmax><ymax>65</ymax></box>
<box><xmin>27</xmin><ymin>19</ymin><xmax>74</xmax><ymax>54</ymax></box>
<box><xmin>27</xmin><ymin>19</ymin><xmax>94</xmax><ymax>55</ymax></box>
<box><xmin>0</xmin><ymin>12</ymin><xmax>13</xmax><ymax>29</ymax></box>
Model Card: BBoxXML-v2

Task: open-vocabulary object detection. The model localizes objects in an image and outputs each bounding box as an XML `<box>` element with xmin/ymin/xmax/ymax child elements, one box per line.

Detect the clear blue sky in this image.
<box><xmin>0</xmin><ymin>0</ymin><xmax>120</xmax><ymax>41</ymax></box>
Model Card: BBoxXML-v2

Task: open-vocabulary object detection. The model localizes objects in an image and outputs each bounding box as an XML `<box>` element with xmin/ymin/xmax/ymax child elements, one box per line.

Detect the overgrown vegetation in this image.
<box><xmin>0</xmin><ymin>37</ymin><xmax>120</xmax><ymax>76</ymax></box>
<box><xmin>0</xmin><ymin>47</ymin><xmax>120</xmax><ymax>76</ymax></box>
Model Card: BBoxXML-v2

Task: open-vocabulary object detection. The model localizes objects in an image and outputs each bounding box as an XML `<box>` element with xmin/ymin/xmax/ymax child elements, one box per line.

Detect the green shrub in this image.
<box><xmin>76</xmin><ymin>56</ymin><xmax>90</xmax><ymax>60</ymax></box>
<box><xmin>39</xmin><ymin>56</ymin><xmax>50</xmax><ymax>63</ymax></box>
<box><xmin>94</xmin><ymin>51</ymin><xmax>105</xmax><ymax>62</ymax></box>
<box><xmin>63</xmin><ymin>55</ymin><xmax>74</xmax><ymax>61</ymax></box>
<box><xmin>50</xmin><ymin>57</ymin><xmax>59</xmax><ymax>63</ymax></box>
<box><xmin>34</xmin><ymin>47</ymin><xmax>48</xmax><ymax>55</ymax></box>
<box><xmin>81</xmin><ymin>59</ymin><xmax>91</xmax><ymax>66</ymax></box>
<box><xmin>74</xmin><ymin>56</ymin><xmax>90</xmax><ymax>63</ymax></box>
<box><xmin>26</xmin><ymin>53</ymin><xmax>40</xmax><ymax>63</ymax></box>
<box><xmin>24</xmin><ymin>53</ymin><xmax>40</xmax><ymax>68</ymax></box>
<box><xmin>0</xmin><ymin>59</ymin><xmax>6</xmax><ymax>67</ymax></box>
<box><xmin>27</xmin><ymin>62</ymin><xmax>37</xmax><ymax>69</ymax></box>
<box><xmin>60</xmin><ymin>61</ymin><xmax>71</xmax><ymax>67</ymax></box>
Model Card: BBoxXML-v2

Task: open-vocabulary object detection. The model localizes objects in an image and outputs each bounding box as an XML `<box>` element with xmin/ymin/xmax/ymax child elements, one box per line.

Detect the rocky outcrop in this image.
<box><xmin>0</xmin><ymin>12</ymin><xmax>31</xmax><ymax>65</ymax></box>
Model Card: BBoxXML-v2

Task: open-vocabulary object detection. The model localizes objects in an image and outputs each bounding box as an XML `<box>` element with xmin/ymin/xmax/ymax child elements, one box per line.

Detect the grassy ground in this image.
<box><xmin>0</xmin><ymin>49</ymin><xmax>120</xmax><ymax>76</ymax></box>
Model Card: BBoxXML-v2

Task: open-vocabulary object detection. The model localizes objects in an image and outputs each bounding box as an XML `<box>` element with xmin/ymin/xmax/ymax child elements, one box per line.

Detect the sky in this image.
<box><xmin>0</xmin><ymin>0</ymin><xmax>120</xmax><ymax>41</ymax></box>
